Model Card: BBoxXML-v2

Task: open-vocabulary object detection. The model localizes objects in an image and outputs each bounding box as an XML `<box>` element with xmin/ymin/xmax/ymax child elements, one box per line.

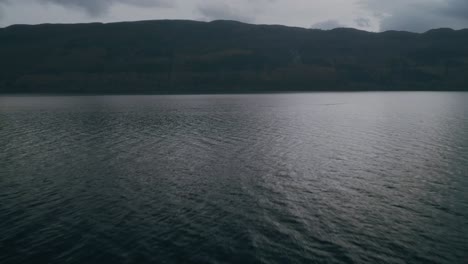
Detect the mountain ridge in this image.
<box><xmin>3</xmin><ymin>19</ymin><xmax>467</xmax><ymax>34</ymax></box>
<box><xmin>1</xmin><ymin>19</ymin><xmax>467</xmax><ymax>94</ymax></box>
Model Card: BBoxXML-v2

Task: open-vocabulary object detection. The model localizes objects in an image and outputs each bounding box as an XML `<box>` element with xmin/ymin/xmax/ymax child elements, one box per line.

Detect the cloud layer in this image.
<box><xmin>0</xmin><ymin>0</ymin><xmax>172</xmax><ymax>17</ymax></box>
<box><xmin>362</xmin><ymin>0</ymin><xmax>468</xmax><ymax>32</ymax></box>
<box><xmin>39</xmin><ymin>0</ymin><xmax>172</xmax><ymax>16</ymax></box>
<box><xmin>311</xmin><ymin>20</ymin><xmax>344</xmax><ymax>30</ymax></box>
<box><xmin>197</xmin><ymin>2</ymin><xmax>254</xmax><ymax>23</ymax></box>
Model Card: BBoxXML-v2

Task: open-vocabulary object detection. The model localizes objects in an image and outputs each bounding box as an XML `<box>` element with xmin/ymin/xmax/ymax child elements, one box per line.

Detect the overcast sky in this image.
<box><xmin>0</xmin><ymin>0</ymin><xmax>467</xmax><ymax>32</ymax></box>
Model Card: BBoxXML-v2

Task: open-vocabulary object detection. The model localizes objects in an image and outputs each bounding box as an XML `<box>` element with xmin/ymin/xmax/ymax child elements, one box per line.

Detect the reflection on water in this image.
<box><xmin>1</xmin><ymin>92</ymin><xmax>468</xmax><ymax>264</ymax></box>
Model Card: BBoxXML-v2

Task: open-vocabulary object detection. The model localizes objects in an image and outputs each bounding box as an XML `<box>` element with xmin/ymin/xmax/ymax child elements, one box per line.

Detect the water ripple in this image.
<box><xmin>1</xmin><ymin>93</ymin><xmax>468</xmax><ymax>264</ymax></box>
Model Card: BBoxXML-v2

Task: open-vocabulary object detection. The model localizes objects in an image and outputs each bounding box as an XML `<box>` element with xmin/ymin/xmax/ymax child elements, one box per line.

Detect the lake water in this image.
<box><xmin>1</xmin><ymin>92</ymin><xmax>468</xmax><ymax>264</ymax></box>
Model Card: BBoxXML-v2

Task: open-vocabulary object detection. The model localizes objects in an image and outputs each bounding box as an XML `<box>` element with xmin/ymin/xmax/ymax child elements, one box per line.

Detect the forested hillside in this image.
<box><xmin>1</xmin><ymin>20</ymin><xmax>467</xmax><ymax>93</ymax></box>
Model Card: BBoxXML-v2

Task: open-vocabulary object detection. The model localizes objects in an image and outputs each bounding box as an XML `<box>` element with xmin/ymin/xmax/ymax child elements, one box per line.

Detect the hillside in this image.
<box><xmin>1</xmin><ymin>20</ymin><xmax>468</xmax><ymax>94</ymax></box>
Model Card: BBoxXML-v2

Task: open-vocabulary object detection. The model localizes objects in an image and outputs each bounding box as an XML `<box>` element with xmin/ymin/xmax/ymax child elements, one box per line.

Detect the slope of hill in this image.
<box><xmin>1</xmin><ymin>20</ymin><xmax>467</xmax><ymax>94</ymax></box>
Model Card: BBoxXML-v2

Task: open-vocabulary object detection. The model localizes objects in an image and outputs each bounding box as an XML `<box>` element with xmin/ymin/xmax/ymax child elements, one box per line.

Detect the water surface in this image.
<box><xmin>1</xmin><ymin>92</ymin><xmax>468</xmax><ymax>263</ymax></box>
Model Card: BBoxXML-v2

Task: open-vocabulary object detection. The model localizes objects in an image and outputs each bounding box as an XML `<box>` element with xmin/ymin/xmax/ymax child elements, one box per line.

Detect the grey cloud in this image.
<box><xmin>0</xmin><ymin>0</ymin><xmax>7</xmax><ymax>20</ymax></box>
<box><xmin>379</xmin><ymin>11</ymin><xmax>451</xmax><ymax>33</ymax></box>
<box><xmin>361</xmin><ymin>0</ymin><xmax>468</xmax><ymax>32</ymax></box>
<box><xmin>197</xmin><ymin>0</ymin><xmax>278</xmax><ymax>24</ymax></box>
<box><xmin>443</xmin><ymin>0</ymin><xmax>468</xmax><ymax>20</ymax></box>
<box><xmin>311</xmin><ymin>20</ymin><xmax>344</xmax><ymax>30</ymax></box>
<box><xmin>1</xmin><ymin>0</ymin><xmax>172</xmax><ymax>17</ymax></box>
<box><xmin>354</xmin><ymin>17</ymin><xmax>371</xmax><ymax>28</ymax></box>
<box><xmin>197</xmin><ymin>2</ymin><xmax>254</xmax><ymax>23</ymax></box>
<box><xmin>41</xmin><ymin>0</ymin><xmax>109</xmax><ymax>16</ymax></box>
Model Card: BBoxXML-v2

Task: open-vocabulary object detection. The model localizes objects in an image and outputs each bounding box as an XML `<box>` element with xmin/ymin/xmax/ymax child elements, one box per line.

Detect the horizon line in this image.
<box><xmin>2</xmin><ymin>18</ymin><xmax>467</xmax><ymax>35</ymax></box>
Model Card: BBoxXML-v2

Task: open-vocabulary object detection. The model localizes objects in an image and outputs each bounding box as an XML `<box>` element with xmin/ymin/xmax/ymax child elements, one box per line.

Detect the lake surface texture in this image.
<box><xmin>1</xmin><ymin>92</ymin><xmax>467</xmax><ymax>264</ymax></box>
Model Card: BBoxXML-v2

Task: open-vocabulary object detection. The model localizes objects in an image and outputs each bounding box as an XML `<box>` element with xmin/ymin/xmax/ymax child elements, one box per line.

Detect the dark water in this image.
<box><xmin>1</xmin><ymin>92</ymin><xmax>468</xmax><ymax>264</ymax></box>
